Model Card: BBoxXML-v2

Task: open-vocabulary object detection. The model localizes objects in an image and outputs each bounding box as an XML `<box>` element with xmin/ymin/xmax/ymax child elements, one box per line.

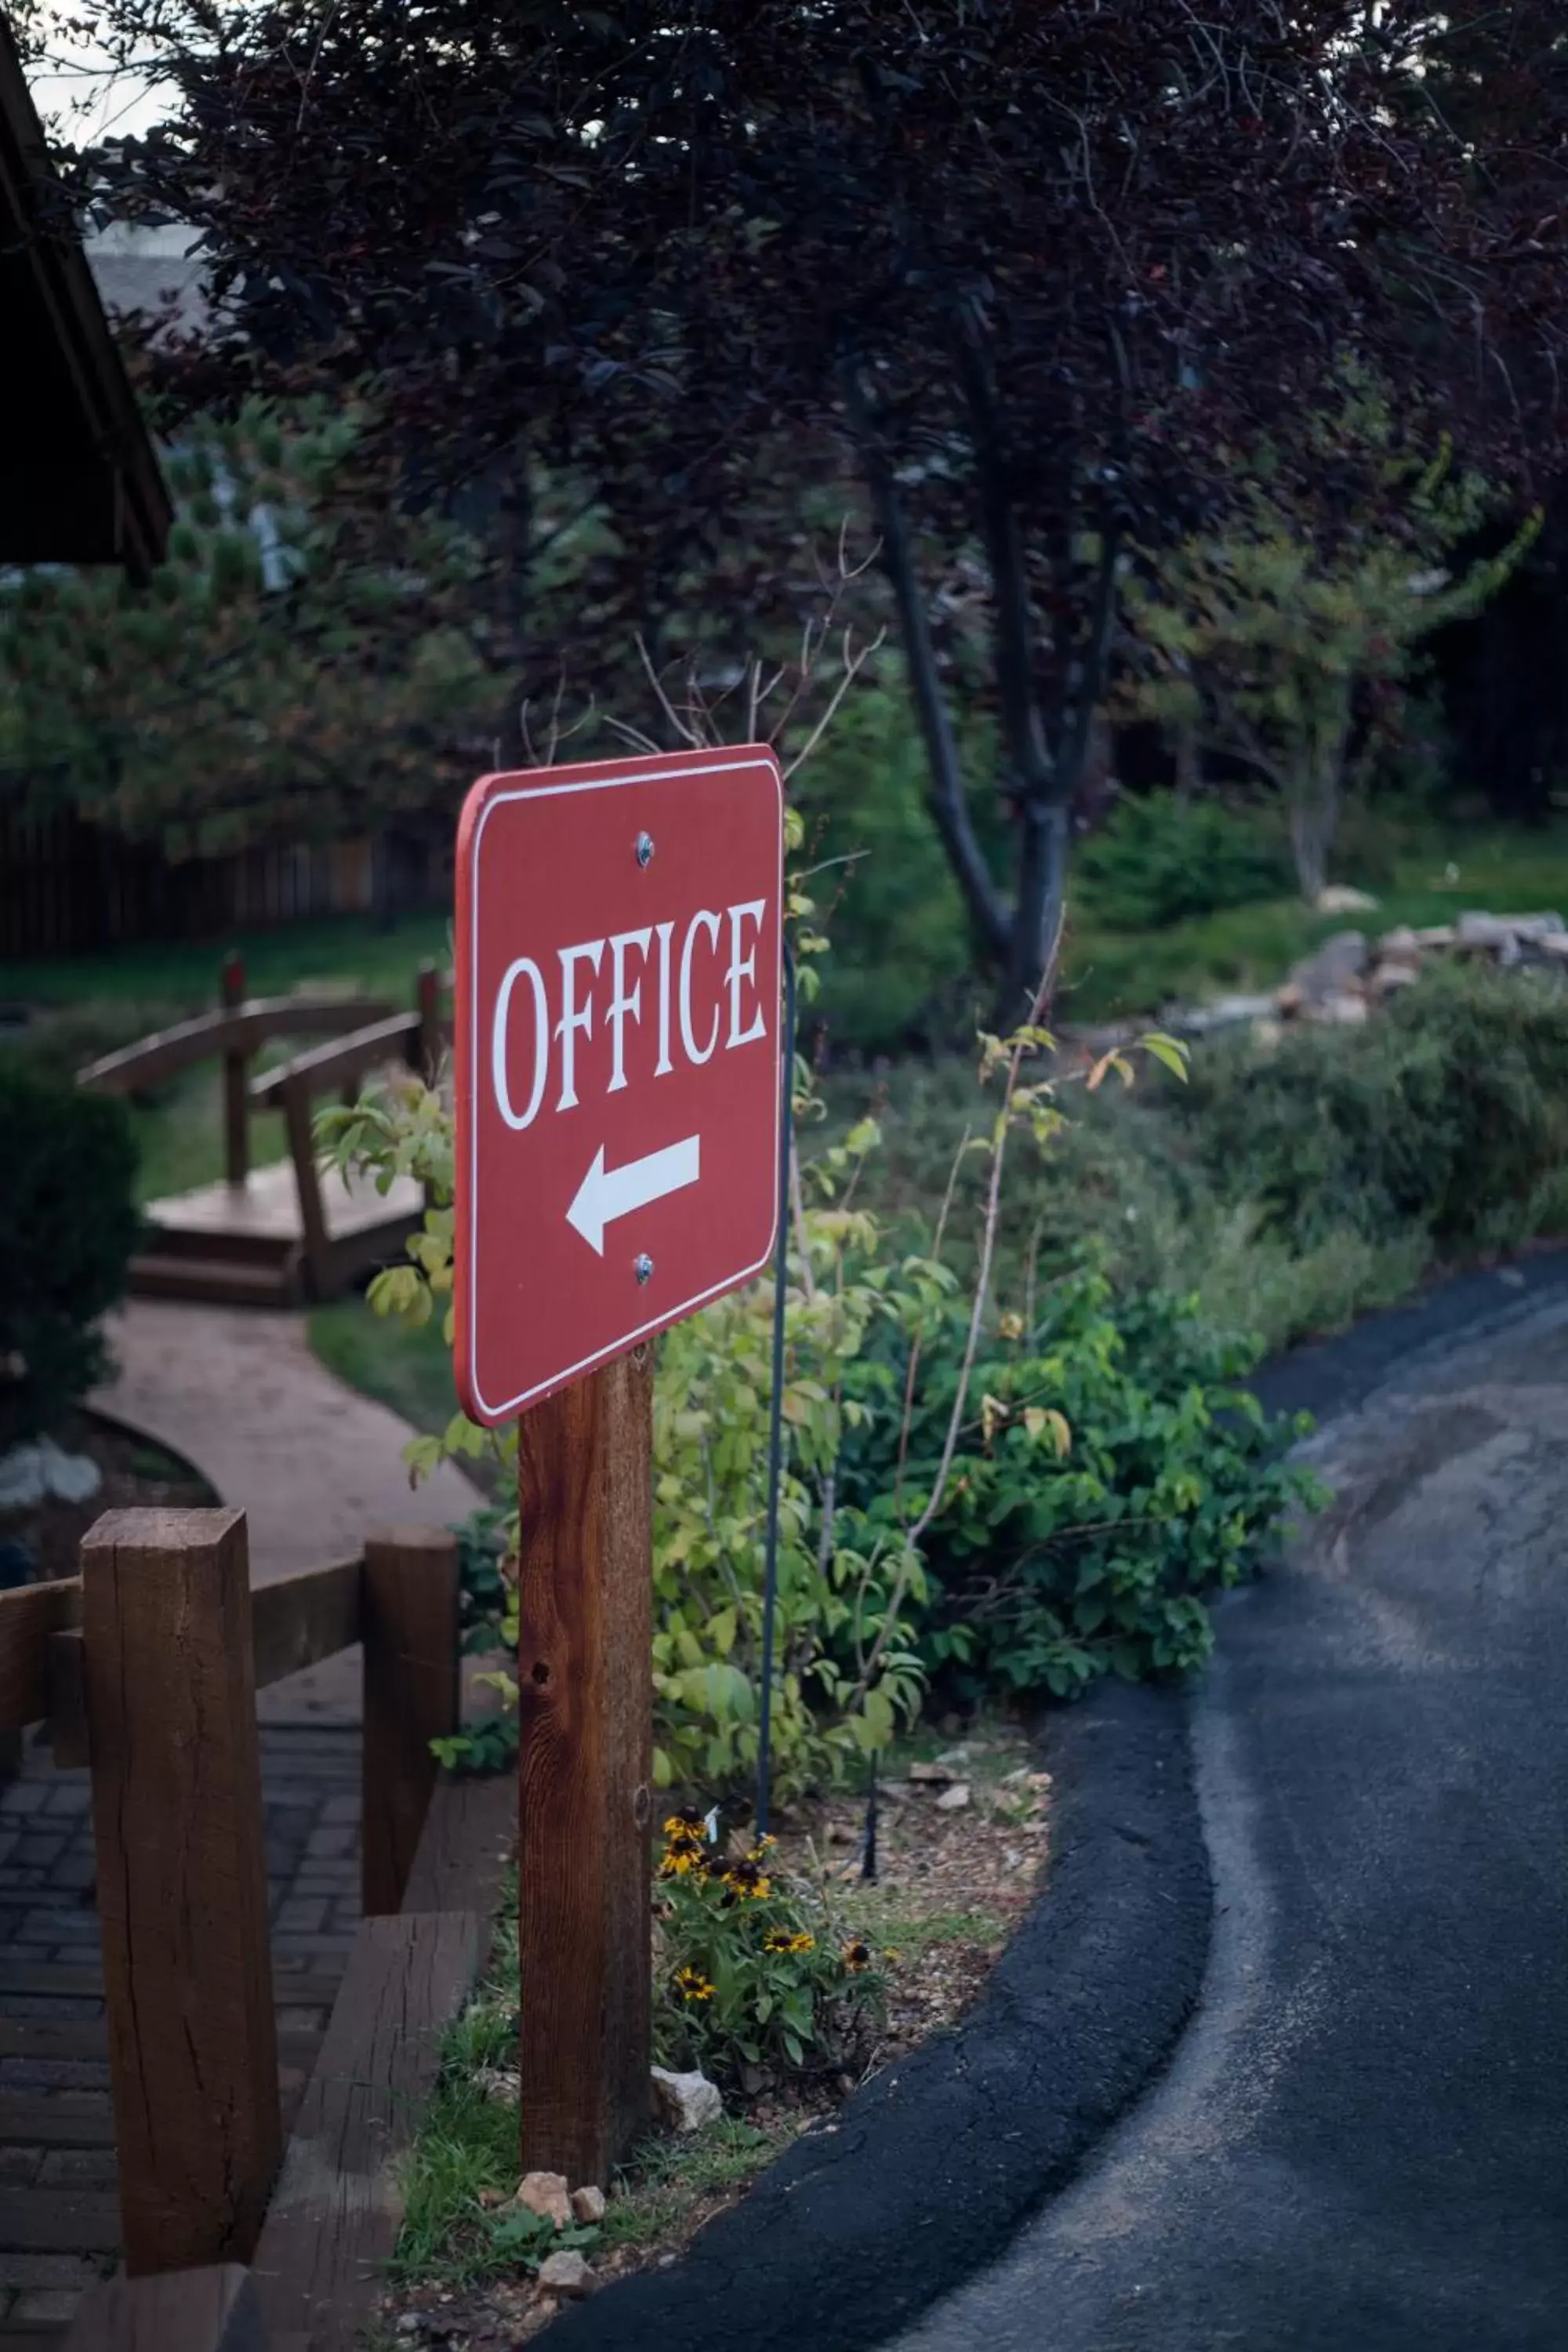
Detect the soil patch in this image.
<box><xmin>382</xmin><ymin>1728</ymin><xmax>1050</xmax><ymax>2349</ymax></box>
<box><xmin>0</xmin><ymin>1411</ymin><xmax>218</xmax><ymax>1583</ymax></box>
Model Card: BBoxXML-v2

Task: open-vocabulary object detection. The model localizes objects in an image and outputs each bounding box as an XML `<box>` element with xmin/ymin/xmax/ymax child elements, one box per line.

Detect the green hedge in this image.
<box><xmin>0</xmin><ymin>1063</ymin><xmax>141</xmax><ymax>1448</ymax></box>
<box><xmin>1174</xmin><ymin>960</ymin><xmax>1568</xmax><ymax>1254</ymax></box>
<box><xmin>1075</xmin><ymin>791</ymin><xmax>1297</xmax><ymax>931</ymax></box>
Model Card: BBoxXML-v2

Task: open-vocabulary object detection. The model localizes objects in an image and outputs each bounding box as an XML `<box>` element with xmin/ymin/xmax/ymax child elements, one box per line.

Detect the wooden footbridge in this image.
<box><xmin>76</xmin><ymin>956</ymin><xmax>452</xmax><ymax>1308</ymax></box>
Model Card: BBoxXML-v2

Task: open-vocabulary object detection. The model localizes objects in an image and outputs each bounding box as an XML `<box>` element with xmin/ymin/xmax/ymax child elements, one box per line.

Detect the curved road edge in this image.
<box><xmin>547</xmin><ymin>1676</ymin><xmax>1211</xmax><ymax>2352</ymax></box>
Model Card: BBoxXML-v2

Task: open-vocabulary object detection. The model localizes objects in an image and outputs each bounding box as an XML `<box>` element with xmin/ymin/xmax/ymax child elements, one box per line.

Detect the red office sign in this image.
<box><xmin>454</xmin><ymin>746</ymin><xmax>784</xmax><ymax>1424</ymax></box>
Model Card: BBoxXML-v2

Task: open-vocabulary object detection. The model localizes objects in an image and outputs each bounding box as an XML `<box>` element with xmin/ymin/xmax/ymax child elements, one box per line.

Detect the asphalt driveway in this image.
<box><xmin>892</xmin><ymin>1279</ymin><xmax>1568</xmax><ymax>2352</ymax></box>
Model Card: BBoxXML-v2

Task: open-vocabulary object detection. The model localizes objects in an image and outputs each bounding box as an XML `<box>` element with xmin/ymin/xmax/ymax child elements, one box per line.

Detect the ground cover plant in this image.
<box><xmin>383</xmin><ymin>1723</ymin><xmax>1051</xmax><ymax>2343</ymax></box>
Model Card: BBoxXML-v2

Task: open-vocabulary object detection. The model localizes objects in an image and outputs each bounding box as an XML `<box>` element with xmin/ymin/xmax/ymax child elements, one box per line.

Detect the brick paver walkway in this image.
<box><xmin>0</xmin><ymin>1300</ymin><xmax>488</xmax><ymax>2342</ymax></box>
<box><xmin>0</xmin><ymin>1726</ymin><xmax>365</xmax><ymax>2339</ymax></box>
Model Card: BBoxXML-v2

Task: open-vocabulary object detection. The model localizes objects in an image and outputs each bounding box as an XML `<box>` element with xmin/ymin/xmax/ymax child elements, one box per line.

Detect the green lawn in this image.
<box><xmin>0</xmin><ymin>908</ymin><xmax>454</xmax><ymax>1014</ymax></box>
<box><xmin>309</xmin><ymin>1297</ymin><xmax>466</xmax><ymax>1442</ymax></box>
<box><xmin>1065</xmin><ymin>822</ymin><xmax>1568</xmax><ymax>1024</ymax></box>
<box><xmin>0</xmin><ymin>909</ymin><xmax>453</xmax><ymax>1204</ymax></box>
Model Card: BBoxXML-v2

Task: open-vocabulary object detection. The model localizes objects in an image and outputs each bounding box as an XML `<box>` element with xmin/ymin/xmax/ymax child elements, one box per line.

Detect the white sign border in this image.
<box><xmin>463</xmin><ymin>750</ymin><xmax>785</xmax><ymax>1423</ymax></box>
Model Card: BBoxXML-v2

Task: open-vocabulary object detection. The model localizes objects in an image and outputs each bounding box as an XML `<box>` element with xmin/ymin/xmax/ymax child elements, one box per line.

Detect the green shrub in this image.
<box><xmin>1076</xmin><ymin>792</ymin><xmax>1295</xmax><ymax>931</ymax></box>
<box><xmin>1175</xmin><ymin>961</ymin><xmax>1568</xmax><ymax>1254</ymax></box>
<box><xmin>0</xmin><ymin>1063</ymin><xmax>141</xmax><ymax>1447</ymax></box>
<box><xmin>836</xmin><ymin>1254</ymin><xmax>1320</xmax><ymax>1701</ymax></box>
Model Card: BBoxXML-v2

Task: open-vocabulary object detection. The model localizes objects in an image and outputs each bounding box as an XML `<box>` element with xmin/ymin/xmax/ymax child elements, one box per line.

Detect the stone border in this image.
<box><xmin>546</xmin><ymin>1678</ymin><xmax>1210</xmax><ymax>2352</ymax></box>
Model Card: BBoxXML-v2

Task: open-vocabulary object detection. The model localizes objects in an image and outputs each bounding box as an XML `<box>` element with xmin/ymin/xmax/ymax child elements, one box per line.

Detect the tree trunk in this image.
<box><xmin>1005</xmin><ymin>797</ymin><xmax>1072</xmax><ymax>1022</ymax></box>
<box><xmin>837</xmin><ymin>359</ymin><xmax>1009</xmax><ymax>971</ymax></box>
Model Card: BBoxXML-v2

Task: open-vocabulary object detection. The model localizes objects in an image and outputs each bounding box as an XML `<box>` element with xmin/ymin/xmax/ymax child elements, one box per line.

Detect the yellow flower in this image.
<box><xmin>999</xmin><ymin>1310</ymin><xmax>1025</xmax><ymax>1341</ymax></box>
<box><xmin>659</xmin><ymin>1849</ymin><xmax>699</xmax><ymax>1878</ymax></box>
<box><xmin>764</xmin><ymin>1929</ymin><xmax>815</xmax><ymax>1955</ymax></box>
<box><xmin>842</xmin><ymin>1939</ymin><xmax>872</xmax><ymax>1973</ymax></box>
<box><xmin>674</xmin><ymin>1965</ymin><xmax>714</xmax><ymax>2002</ymax></box>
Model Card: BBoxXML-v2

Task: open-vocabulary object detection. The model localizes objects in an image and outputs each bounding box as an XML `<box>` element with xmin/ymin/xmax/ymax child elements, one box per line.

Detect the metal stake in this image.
<box><xmin>754</xmin><ymin>945</ymin><xmax>797</xmax><ymax>1840</ymax></box>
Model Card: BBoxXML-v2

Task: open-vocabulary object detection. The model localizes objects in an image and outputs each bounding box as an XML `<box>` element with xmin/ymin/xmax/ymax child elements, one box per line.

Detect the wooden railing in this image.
<box><xmin>0</xmin><ymin>1508</ymin><xmax>512</xmax><ymax>2352</ymax></box>
<box><xmin>77</xmin><ymin>959</ymin><xmax>454</xmax><ymax>1196</ymax></box>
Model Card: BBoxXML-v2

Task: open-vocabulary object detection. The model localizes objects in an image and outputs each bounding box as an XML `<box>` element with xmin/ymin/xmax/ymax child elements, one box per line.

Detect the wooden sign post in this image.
<box><xmin>454</xmin><ymin>746</ymin><xmax>784</xmax><ymax>2187</ymax></box>
<box><xmin>517</xmin><ymin>1348</ymin><xmax>655</xmax><ymax>2183</ymax></box>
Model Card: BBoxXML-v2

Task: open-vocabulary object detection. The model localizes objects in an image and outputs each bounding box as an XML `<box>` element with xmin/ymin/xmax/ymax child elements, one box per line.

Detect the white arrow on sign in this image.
<box><xmin>566</xmin><ymin>1134</ymin><xmax>702</xmax><ymax>1256</ymax></box>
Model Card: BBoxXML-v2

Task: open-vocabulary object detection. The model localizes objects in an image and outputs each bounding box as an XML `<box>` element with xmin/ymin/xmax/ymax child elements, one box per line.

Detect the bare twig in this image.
<box><xmin>851</xmin><ymin>914</ymin><xmax>1064</xmax><ymax>1711</ymax></box>
<box><xmin>635</xmin><ymin>630</ymin><xmax>702</xmax><ymax>747</ymax></box>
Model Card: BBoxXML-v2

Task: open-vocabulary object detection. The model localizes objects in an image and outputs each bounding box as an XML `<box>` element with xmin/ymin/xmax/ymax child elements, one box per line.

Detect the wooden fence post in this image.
<box><xmin>62</xmin><ymin>2263</ymin><xmax>266</xmax><ymax>2351</ymax></box>
<box><xmin>414</xmin><ymin>961</ymin><xmax>443</xmax><ymax>1082</ymax></box>
<box><xmin>220</xmin><ymin>949</ymin><xmax>249</xmax><ymax>1189</ymax></box>
<box><xmin>361</xmin><ymin>1530</ymin><xmax>461</xmax><ymax>1916</ymax></box>
<box><xmin>517</xmin><ymin>1345</ymin><xmax>654</xmax><ymax>2189</ymax></box>
<box><xmin>81</xmin><ymin>1508</ymin><xmax>281</xmax><ymax>2274</ymax></box>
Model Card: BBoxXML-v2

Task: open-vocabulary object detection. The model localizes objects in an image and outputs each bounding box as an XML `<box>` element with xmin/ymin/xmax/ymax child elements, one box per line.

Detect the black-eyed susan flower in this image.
<box><xmin>659</xmin><ymin>1846</ymin><xmax>699</xmax><ymax>1878</ymax></box>
<box><xmin>764</xmin><ymin>1929</ymin><xmax>816</xmax><ymax>1955</ymax></box>
<box><xmin>674</xmin><ymin>1965</ymin><xmax>714</xmax><ymax>2002</ymax></box>
<box><xmin>843</xmin><ymin>1939</ymin><xmax>872</xmax><ymax>1973</ymax></box>
<box><xmin>723</xmin><ymin>1857</ymin><xmax>771</xmax><ymax>1900</ymax></box>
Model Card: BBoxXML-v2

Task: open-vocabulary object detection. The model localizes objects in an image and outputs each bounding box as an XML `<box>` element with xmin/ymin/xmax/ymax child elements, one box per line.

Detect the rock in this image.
<box><xmin>1174</xmin><ymin>993</ymin><xmax>1276</xmax><ymax>1035</ymax></box>
<box><xmin>472</xmin><ymin>2065</ymin><xmax>521</xmax><ymax>2105</ymax></box>
<box><xmin>935</xmin><ymin>1781</ymin><xmax>971</xmax><ymax>1812</ymax></box>
<box><xmin>1316</xmin><ymin>991</ymin><xmax>1370</xmax><ymax>1026</ymax></box>
<box><xmin>1414</xmin><ymin>925</ymin><xmax>1456</xmax><ymax>950</ymax></box>
<box><xmin>0</xmin><ymin>1447</ymin><xmax>46</xmax><ymax>1512</ymax></box>
<box><xmin>1535</xmin><ymin>933</ymin><xmax>1568</xmax><ymax>961</ymax></box>
<box><xmin>906</xmin><ymin>1760</ymin><xmax>955</xmax><ymax>1785</ymax></box>
<box><xmin>570</xmin><ymin>2185</ymin><xmax>607</xmax><ymax>2225</ymax></box>
<box><xmin>536</xmin><ymin>2251</ymin><xmax>595</xmax><ymax>2300</ymax></box>
<box><xmin>935</xmin><ymin>1744</ymin><xmax>971</xmax><ymax>1768</ymax></box>
<box><xmin>1275</xmin><ymin>982</ymin><xmax>1306</xmax><ymax>1018</ymax></box>
<box><xmin>516</xmin><ymin>2171</ymin><xmax>572</xmax><ymax>2228</ymax></box>
<box><xmin>1287</xmin><ymin>931</ymin><xmax>1367</xmax><ymax>1004</ymax></box>
<box><xmin>1377</xmin><ymin>925</ymin><xmax>1421</xmax><ymax>959</ymax></box>
<box><xmin>1316</xmin><ymin>884</ymin><xmax>1380</xmax><ymax>913</ymax></box>
<box><xmin>39</xmin><ymin>1439</ymin><xmax>102</xmax><ymax>1506</ymax></box>
<box><xmin>651</xmin><ymin>2065</ymin><xmax>723</xmax><ymax>2132</ymax></box>
<box><xmin>1455</xmin><ymin>911</ymin><xmax>1521</xmax><ymax>961</ymax></box>
<box><xmin>1508</xmin><ymin>912</ymin><xmax>1566</xmax><ymax>942</ymax></box>
<box><xmin>1369</xmin><ymin>961</ymin><xmax>1420</xmax><ymax>997</ymax></box>
<box><xmin>0</xmin><ymin>1439</ymin><xmax>103</xmax><ymax>1511</ymax></box>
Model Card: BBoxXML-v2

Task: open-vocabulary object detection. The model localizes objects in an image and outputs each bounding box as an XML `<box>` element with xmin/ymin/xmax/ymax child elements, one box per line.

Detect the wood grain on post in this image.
<box><xmin>517</xmin><ymin>1346</ymin><xmax>654</xmax><ymax>2188</ymax></box>
<box><xmin>81</xmin><ymin>1508</ymin><xmax>281</xmax><ymax>2274</ymax></box>
<box><xmin>361</xmin><ymin>1530</ymin><xmax>460</xmax><ymax>1916</ymax></box>
<box><xmin>220</xmin><ymin>950</ymin><xmax>249</xmax><ymax>1189</ymax></box>
<box><xmin>280</xmin><ymin>1076</ymin><xmax>332</xmax><ymax>1298</ymax></box>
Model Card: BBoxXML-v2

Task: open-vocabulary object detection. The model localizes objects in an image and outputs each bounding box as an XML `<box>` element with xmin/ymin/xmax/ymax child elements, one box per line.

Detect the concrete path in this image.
<box><xmin>92</xmin><ymin>1299</ymin><xmax>483</xmax><ymax>1720</ymax></box>
<box><xmin>892</xmin><ymin>1287</ymin><xmax>1568</xmax><ymax>2352</ymax></box>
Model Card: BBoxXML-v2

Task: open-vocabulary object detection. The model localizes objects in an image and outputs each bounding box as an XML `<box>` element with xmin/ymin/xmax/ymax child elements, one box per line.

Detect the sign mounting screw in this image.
<box><xmin>634</xmin><ymin>1253</ymin><xmax>655</xmax><ymax>1285</ymax></box>
<box><xmin>635</xmin><ymin>832</ymin><xmax>655</xmax><ymax>868</ymax></box>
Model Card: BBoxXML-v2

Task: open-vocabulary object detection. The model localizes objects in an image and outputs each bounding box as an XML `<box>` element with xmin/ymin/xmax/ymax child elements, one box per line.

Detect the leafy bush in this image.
<box><xmin>0</xmin><ymin>1063</ymin><xmax>140</xmax><ymax>1449</ymax></box>
<box><xmin>837</xmin><ymin>1254</ymin><xmax>1320</xmax><ymax>1700</ymax></box>
<box><xmin>1074</xmin><ymin>791</ymin><xmax>1295</xmax><ymax>932</ymax></box>
<box><xmin>320</xmin><ymin>852</ymin><xmax>1314</xmax><ymax>1792</ymax></box>
<box><xmin>654</xmin><ymin>1811</ymin><xmax>882</xmax><ymax>2087</ymax></box>
<box><xmin>1175</xmin><ymin>961</ymin><xmax>1568</xmax><ymax>1254</ymax></box>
